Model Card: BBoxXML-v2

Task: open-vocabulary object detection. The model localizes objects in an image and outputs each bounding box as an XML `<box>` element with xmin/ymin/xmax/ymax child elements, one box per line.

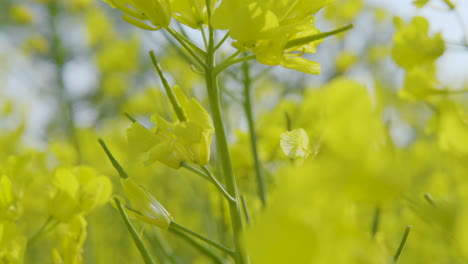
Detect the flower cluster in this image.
<box><xmin>127</xmin><ymin>87</ymin><xmax>214</xmax><ymax>168</ymax></box>
<box><xmin>102</xmin><ymin>0</ymin><xmax>215</xmax><ymax>30</ymax></box>
<box><xmin>212</xmin><ymin>0</ymin><xmax>332</xmax><ymax>74</ymax></box>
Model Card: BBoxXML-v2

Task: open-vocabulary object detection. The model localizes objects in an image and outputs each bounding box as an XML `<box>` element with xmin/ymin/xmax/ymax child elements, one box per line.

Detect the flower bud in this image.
<box><xmin>121</xmin><ymin>178</ymin><xmax>172</xmax><ymax>229</ymax></box>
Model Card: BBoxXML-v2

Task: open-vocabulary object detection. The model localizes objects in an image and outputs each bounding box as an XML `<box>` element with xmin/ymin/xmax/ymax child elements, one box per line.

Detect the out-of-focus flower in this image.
<box><xmin>324</xmin><ymin>0</ymin><xmax>363</xmax><ymax>23</ymax></box>
<box><xmin>23</xmin><ymin>35</ymin><xmax>50</xmax><ymax>54</ymax></box>
<box><xmin>66</xmin><ymin>0</ymin><xmax>93</xmax><ymax>12</ymax></box>
<box><xmin>430</xmin><ymin>102</ymin><xmax>468</xmax><ymax>156</ymax></box>
<box><xmin>96</xmin><ymin>36</ymin><xmax>140</xmax><ymax>73</ymax></box>
<box><xmin>52</xmin><ymin>216</ymin><xmax>88</xmax><ymax>264</ymax></box>
<box><xmin>392</xmin><ymin>16</ymin><xmax>445</xmax><ymax>70</ymax></box>
<box><xmin>86</xmin><ymin>8</ymin><xmax>115</xmax><ymax>46</ymax></box>
<box><xmin>120</xmin><ymin>178</ymin><xmax>172</xmax><ymax>229</ymax></box>
<box><xmin>0</xmin><ymin>222</ymin><xmax>26</xmax><ymax>264</ymax></box>
<box><xmin>399</xmin><ymin>67</ymin><xmax>445</xmax><ymax>100</ymax></box>
<box><xmin>280</xmin><ymin>128</ymin><xmax>311</xmax><ymax>159</ymax></box>
<box><xmin>10</xmin><ymin>5</ymin><xmax>34</xmax><ymax>24</ymax></box>
<box><xmin>335</xmin><ymin>51</ymin><xmax>357</xmax><ymax>73</ymax></box>
<box><xmin>102</xmin><ymin>0</ymin><xmax>171</xmax><ymax>30</ymax></box>
<box><xmin>0</xmin><ymin>176</ymin><xmax>15</xmax><ymax>220</ymax></box>
<box><xmin>413</xmin><ymin>0</ymin><xmax>430</xmax><ymax>8</ymax></box>
<box><xmin>49</xmin><ymin>166</ymin><xmax>112</xmax><ymax>222</ymax></box>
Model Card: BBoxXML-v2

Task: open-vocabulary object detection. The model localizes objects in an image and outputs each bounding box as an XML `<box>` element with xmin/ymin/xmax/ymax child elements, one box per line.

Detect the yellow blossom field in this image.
<box><xmin>1</xmin><ymin>0</ymin><xmax>468</xmax><ymax>263</ymax></box>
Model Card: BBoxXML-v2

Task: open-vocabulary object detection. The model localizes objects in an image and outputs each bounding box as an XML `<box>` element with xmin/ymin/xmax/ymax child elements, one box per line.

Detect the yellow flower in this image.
<box><xmin>432</xmin><ymin>102</ymin><xmax>468</xmax><ymax>156</ymax></box>
<box><xmin>10</xmin><ymin>4</ymin><xmax>34</xmax><ymax>24</ymax></box>
<box><xmin>127</xmin><ymin>86</ymin><xmax>214</xmax><ymax>168</ymax></box>
<box><xmin>103</xmin><ymin>0</ymin><xmax>171</xmax><ymax>30</ymax></box>
<box><xmin>280</xmin><ymin>128</ymin><xmax>311</xmax><ymax>159</ymax></box>
<box><xmin>52</xmin><ymin>216</ymin><xmax>88</xmax><ymax>264</ymax></box>
<box><xmin>399</xmin><ymin>67</ymin><xmax>446</xmax><ymax>100</ymax></box>
<box><xmin>120</xmin><ymin>178</ymin><xmax>172</xmax><ymax>229</ymax></box>
<box><xmin>392</xmin><ymin>16</ymin><xmax>445</xmax><ymax>70</ymax></box>
<box><xmin>212</xmin><ymin>0</ymin><xmax>331</xmax><ymax>74</ymax></box>
<box><xmin>335</xmin><ymin>51</ymin><xmax>357</xmax><ymax>73</ymax></box>
<box><xmin>171</xmin><ymin>0</ymin><xmax>217</xmax><ymax>29</ymax></box>
<box><xmin>49</xmin><ymin>166</ymin><xmax>112</xmax><ymax>222</ymax></box>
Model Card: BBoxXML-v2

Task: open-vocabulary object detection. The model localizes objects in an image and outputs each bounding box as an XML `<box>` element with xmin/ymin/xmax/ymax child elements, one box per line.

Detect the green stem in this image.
<box><xmin>166</xmin><ymin>27</ymin><xmax>206</xmax><ymax>68</ymax></box>
<box><xmin>214</xmin><ymin>55</ymin><xmax>256</xmax><ymax>76</ymax></box>
<box><xmin>442</xmin><ymin>0</ymin><xmax>455</xmax><ymax>9</ymax></box>
<box><xmin>202</xmin><ymin>166</ymin><xmax>236</xmax><ymax>203</ymax></box>
<box><xmin>214</xmin><ymin>32</ymin><xmax>230</xmax><ymax>51</ymax></box>
<box><xmin>98</xmin><ymin>138</ymin><xmax>129</xmax><ymax>179</ymax></box>
<box><xmin>27</xmin><ymin>217</ymin><xmax>55</xmax><ymax>248</ymax></box>
<box><xmin>146</xmin><ymin>231</ymin><xmax>180</xmax><ymax>264</ymax></box>
<box><xmin>204</xmin><ymin>2</ymin><xmax>245</xmax><ymax>261</ymax></box>
<box><xmin>149</xmin><ymin>50</ymin><xmax>186</xmax><ymax>122</ymax></box>
<box><xmin>162</xmin><ymin>30</ymin><xmax>203</xmax><ymax>70</ymax></box>
<box><xmin>240</xmin><ymin>195</ymin><xmax>251</xmax><ymax>226</ymax></box>
<box><xmin>201</xmin><ymin>26</ymin><xmax>209</xmax><ymax>49</ymax></box>
<box><xmin>169</xmin><ymin>221</ymin><xmax>235</xmax><ymax>257</ymax></box>
<box><xmin>114</xmin><ymin>197</ymin><xmax>157</xmax><ymax>264</ymax></box>
<box><xmin>222</xmin><ymin>50</ymin><xmax>242</xmax><ymax>68</ymax></box>
<box><xmin>242</xmin><ymin>60</ymin><xmax>267</xmax><ymax>207</ymax></box>
<box><xmin>169</xmin><ymin>227</ymin><xmax>224</xmax><ymax>264</ymax></box>
<box><xmin>393</xmin><ymin>226</ymin><xmax>411</xmax><ymax>263</ymax></box>
<box><xmin>181</xmin><ymin>161</ymin><xmax>212</xmax><ymax>182</ymax></box>
<box><xmin>371</xmin><ymin>206</ymin><xmax>381</xmax><ymax>239</ymax></box>
<box><xmin>167</xmin><ymin>27</ymin><xmax>206</xmax><ymax>56</ymax></box>
<box><xmin>424</xmin><ymin>193</ymin><xmax>436</xmax><ymax>207</ymax></box>
<box><xmin>284</xmin><ymin>112</ymin><xmax>292</xmax><ymax>131</ymax></box>
<box><xmin>124</xmin><ymin>112</ymin><xmax>137</xmax><ymax>123</ymax></box>
<box><xmin>285</xmin><ymin>24</ymin><xmax>354</xmax><ymax>49</ymax></box>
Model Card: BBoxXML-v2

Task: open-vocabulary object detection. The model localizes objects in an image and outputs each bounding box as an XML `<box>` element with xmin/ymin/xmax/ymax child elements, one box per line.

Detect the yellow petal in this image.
<box><xmin>280</xmin><ymin>128</ymin><xmax>311</xmax><ymax>159</ymax></box>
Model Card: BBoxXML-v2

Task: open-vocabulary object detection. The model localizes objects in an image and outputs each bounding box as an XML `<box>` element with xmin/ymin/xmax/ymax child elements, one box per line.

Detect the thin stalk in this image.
<box><xmin>221</xmin><ymin>51</ymin><xmax>242</xmax><ymax>68</ymax></box>
<box><xmin>285</xmin><ymin>24</ymin><xmax>353</xmax><ymax>49</ymax></box>
<box><xmin>214</xmin><ymin>32</ymin><xmax>230</xmax><ymax>51</ymax></box>
<box><xmin>114</xmin><ymin>197</ymin><xmax>157</xmax><ymax>264</ymax></box>
<box><xmin>371</xmin><ymin>206</ymin><xmax>381</xmax><ymax>239</ymax></box>
<box><xmin>166</xmin><ymin>27</ymin><xmax>206</xmax><ymax>67</ymax></box>
<box><xmin>201</xmin><ymin>26</ymin><xmax>209</xmax><ymax>49</ymax></box>
<box><xmin>169</xmin><ymin>226</ymin><xmax>225</xmax><ymax>264</ymax></box>
<box><xmin>169</xmin><ymin>221</ymin><xmax>235</xmax><ymax>257</ymax></box>
<box><xmin>214</xmin><ymin>55</ymin><xmax>256</xmax><ymax>76</ymax></box>
<box><xmin>27</xmin><ymin>217</ymin><xmax>56</xmax><ymax>248</ymax></box>
<box><xmin>181</xmin><ymin>161</ymin><xmax>212</xmax><ymax>182</ymax></box>
<box><xmin>98</xmin><ymin>138</ymin><xmax>129</xmax><ymax>179</ymax></box>
<box><xmin>424</xmin><ymin>193</ymin><xmax>436</xmax><ymax>207</ymax></box>
<box><xmin>149</xmin><ymin>50</ymin><xmax>186</xmax><ymax>122</ymax></box>
<box><xmin>284</xmin><ymin>112</ymin><xmax>292</xmax><ymax>131</ymax></box>
<box><xmin>161</xmin><ymin>30</ymin><xmax>203</xmax><ymax>70</ymax></box>
<box><xmin>124</xmin><ymin>112</ymin><xmax>137</xmax><ymax>123</ymax></box>
<box><xmin>204</xmin><ymin>0</ymin><xmax>246</xmax><ymax>261</ymax></box>
<box><xmin>176</xmin><ymin>22</ymin><xmax>189</xmax><ymax>39</ymax></box>
<box><xmin>167</xmin><ymin>27</ymin><xmax>206</xmax><ymax>56</ymax></box>
<box><xmin>442</xmin><ymin>0</ymin><xmax>455</xmax><ymax>10</ymax></box>
<box><xmin>146</xmin><ymin>231</ymin><xmax>180</xmax><ymax>264</ymax></box>
<box><xmin>242</xmin><ymin>60</ymin><xmax>267</xmax><ymax>207</ymax></box>
<box><xmin>393</xmin><ymin>226</ymin><xmax>411</xmax><ymax>263</ymax></box>
<box><xmin>202</xmin><ymin>166</ymin><xmax>236</xmax><ymax>203</ymax></box>
<box><xmin>240</xmin><ymin>195</ymin><xmax>251</xmax><ymax>226</ymax></box>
